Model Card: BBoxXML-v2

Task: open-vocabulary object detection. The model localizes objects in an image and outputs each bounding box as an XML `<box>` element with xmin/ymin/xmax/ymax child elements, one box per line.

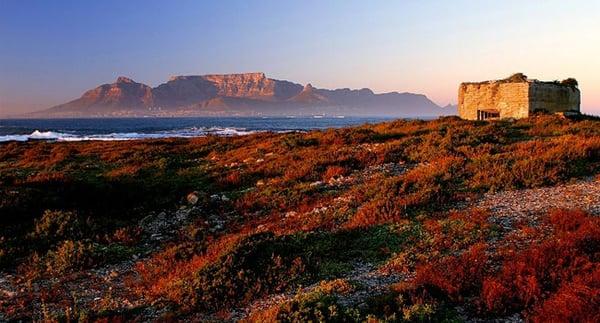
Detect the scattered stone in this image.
<box><xmin>139</xmin><ymin>214</ymin><xmax>154</xmax><ymax>227</ymax></box>
<box><xmin>186</xmin><ymin>191</ymin><xmax>200</xmax><ymax>205</ymax></box>
<box><xmin>309</xmin><ymin>206</ymin><xmax>329</xmax><ymax>214</ymax></box>
<box><xmin>462</xmin><ymin>177</ymin><xmax>600</xmax><ymax>231</ymax></box>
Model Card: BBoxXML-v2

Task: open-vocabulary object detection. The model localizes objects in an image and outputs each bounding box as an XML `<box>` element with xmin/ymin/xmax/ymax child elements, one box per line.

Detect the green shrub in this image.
<box><xmin>277</xmin><ymin>290</ymin><xmax>360</xmax><ymax>322</ymax></box>
<box><xmin>25</xmin><ymin>240</ymin><xmax>136</xmax><ymax>277</ymax></box>
<box><xmin>31</xmin><ymin>210</ymin><xmax>84</xmax><ymax>242</ymax></box>
<box><xmin>281</xmin><ymin>134</ymin><xmax>318</xmax><ymax>149</ymax></box>
<box><xmin>43</xmin><ymin>240</ymin><xmax>96</xmax><ymax>275</ymax></box>
<box><xmin>505</xmin><ymin>73</ymin><xmax>528</xmax><ymax>82</ymax></box>
<box><xmin>561</xmin><ymin>78</ymin><xmax>578</xmax><ymax>88</ymax></box>
<box><xmin>187</xmin><ymin>233</ymin><xmax>309</xmax><ymax>311</ymax></box>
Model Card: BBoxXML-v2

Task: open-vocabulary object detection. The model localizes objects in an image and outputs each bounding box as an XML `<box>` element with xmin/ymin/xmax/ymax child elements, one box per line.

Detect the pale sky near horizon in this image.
<box><xmin>1</xmin><ymin>0</ymin><xmax>599</xmax><ymax>115</ymax></box>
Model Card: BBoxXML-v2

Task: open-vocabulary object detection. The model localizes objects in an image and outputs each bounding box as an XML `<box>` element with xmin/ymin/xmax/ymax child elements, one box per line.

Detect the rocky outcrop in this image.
<box><xmin>35</xmin><ymin>73</ymin><xmax>445</xmax><ymax>117</ymax></box>
<box><xmin>288</xmin><ymin>84</ymin><xmax>330</xmax><ymax>104</ymax></box>
<box><xmin>202</xmin><ymin>73</ymin><xmax>302</xmax><ymax>100</ymax></box>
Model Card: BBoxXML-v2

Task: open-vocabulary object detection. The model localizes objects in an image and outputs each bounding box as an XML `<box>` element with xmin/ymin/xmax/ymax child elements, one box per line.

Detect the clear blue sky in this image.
<box><xmin>1</xmin><ymin>0</ymin><xmax>599</xmax><ymax>115</ymax></box>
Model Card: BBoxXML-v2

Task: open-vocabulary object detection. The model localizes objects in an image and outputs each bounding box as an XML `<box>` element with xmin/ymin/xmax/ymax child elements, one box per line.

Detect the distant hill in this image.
<box><xmin>442</xmin><ymin>103</ymin><xmax>458</xmax><ymax>115</ymax></box>
<box><xmin>30</xmin><ymin>73</ymin><xmax>450</xmax><ymax>118</ymax></box>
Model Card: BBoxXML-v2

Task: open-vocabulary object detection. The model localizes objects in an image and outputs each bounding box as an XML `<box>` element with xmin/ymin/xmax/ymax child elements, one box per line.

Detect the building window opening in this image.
<box><xmin>477</xmin><ymin>109</ymin><xmax>500</xmax><ymax>120</ymax></box>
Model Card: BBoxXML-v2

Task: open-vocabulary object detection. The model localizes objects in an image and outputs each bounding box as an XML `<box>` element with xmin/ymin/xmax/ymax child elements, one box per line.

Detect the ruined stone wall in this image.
<box><xmin>458</xmin><ymin>82</ymin><xmax>530</xmax><ymax>120</ymax></box>
<box><xmin>528</xmin><ymin>83</ymin><xmax>580</xmax><ymax>114</ymax></box>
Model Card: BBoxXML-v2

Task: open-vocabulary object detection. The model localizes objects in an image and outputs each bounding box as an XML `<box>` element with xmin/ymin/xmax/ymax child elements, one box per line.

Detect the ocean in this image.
<box><xmin>0</xmin><ymin>116</ymin><xmax>396</xmax><ymax>142</ymax></box>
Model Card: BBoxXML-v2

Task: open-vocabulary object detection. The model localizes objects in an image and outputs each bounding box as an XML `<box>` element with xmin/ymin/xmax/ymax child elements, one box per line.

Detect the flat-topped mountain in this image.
<box><xmin>33</xmin><ymin>73</ymin><xmax>448</xmax><ymax>117</ymax></box>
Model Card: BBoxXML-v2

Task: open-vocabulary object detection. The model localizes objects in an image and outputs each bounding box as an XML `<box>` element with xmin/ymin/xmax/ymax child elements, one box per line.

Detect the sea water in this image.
<box><xmin>0</xmin><ymin>116</ymin><xmax>396</xmax><ymax>142</ymax></box>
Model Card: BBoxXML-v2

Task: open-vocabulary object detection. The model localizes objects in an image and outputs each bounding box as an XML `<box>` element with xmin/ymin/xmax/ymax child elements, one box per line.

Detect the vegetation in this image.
<box><xmin>505</xmin><ymin>72</ymin><xmax>528</xmax><ymax>83</ymax></box>
<box><xmin>1</xmin><ymin>115</ymin><xmax>599</xmax><ymax>320</ymax></box>
<box><xmin>561</xmin><ymin>77</ymin><xmax>579</xmax><ymax>88</ymax></box>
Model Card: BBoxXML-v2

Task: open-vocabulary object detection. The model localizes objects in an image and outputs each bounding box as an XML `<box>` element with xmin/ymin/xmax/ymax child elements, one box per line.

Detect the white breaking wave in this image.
<box><xmin>0</xmin><ymin>127</ymin><xmax>258</xmax><ymax>142</ymax></box>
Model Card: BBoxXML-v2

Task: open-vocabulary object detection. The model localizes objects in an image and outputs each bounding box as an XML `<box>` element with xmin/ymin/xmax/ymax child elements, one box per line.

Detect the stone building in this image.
<box><xmin>458</xmin><ymin>73</ymin><xmax>580</xmax><ymax>120</ymax></box>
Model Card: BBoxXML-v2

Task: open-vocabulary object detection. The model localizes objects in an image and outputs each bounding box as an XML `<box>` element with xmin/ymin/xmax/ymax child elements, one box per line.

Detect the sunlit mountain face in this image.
<box><xmin>31</xmin><ymin>73</ymin><xmax>449</xmax><ymax>118</ymax></box>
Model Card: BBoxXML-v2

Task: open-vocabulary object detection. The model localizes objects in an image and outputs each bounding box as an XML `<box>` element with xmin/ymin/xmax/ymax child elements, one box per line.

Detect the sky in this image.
<box><xmin>1</xmin><ymin>0</ymin><xmax>599</xmax><ymax>115</ymax></box>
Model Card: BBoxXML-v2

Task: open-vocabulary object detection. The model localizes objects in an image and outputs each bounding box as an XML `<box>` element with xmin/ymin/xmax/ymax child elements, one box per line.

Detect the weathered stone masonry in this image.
<box><xmin>458</xmin><ymin>74</ymin><xmax>580</xmax><ymax>120</ymax></box>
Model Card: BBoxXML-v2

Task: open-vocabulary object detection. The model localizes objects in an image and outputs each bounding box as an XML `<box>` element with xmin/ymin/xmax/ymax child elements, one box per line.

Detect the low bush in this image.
<box><xmin>414</xmin><ymin>243</ymin><xmax>488</xmax><ymax>301</ymax></box>
<box><xmin>30</xmin><ymin>210</ymin><xmax>85</xmax><ymax>243</ymax></box>
<box><xmin>2</xmin><ymin>115</ymin><xmax>600</xmax><ymax>320</ymax></box>
<box><xmin>37</xmin><ymin>240</ymin><xmax>96</xmax><ymax>276</ymax></box>
<box><xmin>275</xmin><ymin>290</ymin><xmax>360</xmax><ymax>322</ymax></box>
<box><xmin>322</xmin><ymin>165</ymin><xmax>348</xmax><ymax>181</ymax></box>
<box><xmin>398</xmin><ymin>210</ymin><xmax>599</xmax><ymax>321</ymax></box>
<box><xmin>481</xmin><ymin>210</ymin><xmax>600</xmax><ymax>316</ymax></box>
<box><xmin>22</xmin><ymin>239</ymin><xmax>138</xmax><ymax>278</ymax></box>
<box><xmin>137</xmin><ymin>226</ymin><xmax>408</xmax><ymax>312</ymax></box>
<box><xmin>250</xmin><ymin>281</ymin><xmax>458</xmax><ymax>322</ymax></box>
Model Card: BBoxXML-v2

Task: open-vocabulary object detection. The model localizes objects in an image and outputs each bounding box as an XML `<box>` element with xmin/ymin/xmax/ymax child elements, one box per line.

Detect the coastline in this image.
<box><xmin>2</xmin><ymin>115</ymin><xmax>599</xmax><ymax>321</ymax></box>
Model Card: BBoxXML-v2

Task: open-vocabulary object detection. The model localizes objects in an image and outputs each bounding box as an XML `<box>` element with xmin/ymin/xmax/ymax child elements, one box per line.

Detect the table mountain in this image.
<box><xmin>32</xmin><ymin>73</ymin><xmax>447</xmax><ymax>117</ymax></box>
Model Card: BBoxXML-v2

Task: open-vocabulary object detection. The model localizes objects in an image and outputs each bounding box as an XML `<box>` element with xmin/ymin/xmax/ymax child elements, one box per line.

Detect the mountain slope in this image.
<box><xmin>40</xmin><ymin>77</ymin><xmax>153</xmax><ymax>116</ymax></box>
<box><xmin>288</xmin><ymin>84</ymin><xmax>330</xmax><ymax>105</ymax></box>
<box><xmin>33</xmin><ymin>73</ymin><xmax>446</xmax><ymax>117</ymax></box>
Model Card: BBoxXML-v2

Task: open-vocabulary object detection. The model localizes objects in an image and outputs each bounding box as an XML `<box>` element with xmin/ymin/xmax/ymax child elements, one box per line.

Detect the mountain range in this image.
<box><xmin>30</xmin><ymin>73</ymin><xmax>453</xmax><ymax>117</ymax></box>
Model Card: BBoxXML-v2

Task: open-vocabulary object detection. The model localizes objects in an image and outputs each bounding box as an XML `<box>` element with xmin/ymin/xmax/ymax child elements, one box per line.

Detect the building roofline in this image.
<box><xmin>460</xmin><ymin>73</ymin><xmax>578</xmax><ymax>90</ymax></box>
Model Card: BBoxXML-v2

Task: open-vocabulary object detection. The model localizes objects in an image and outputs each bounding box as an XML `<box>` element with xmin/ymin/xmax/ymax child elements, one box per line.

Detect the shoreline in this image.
<box><xmin>0</xmin><ymin>116</ymin><xmax>402</xmax><ymax>142</ymax></box>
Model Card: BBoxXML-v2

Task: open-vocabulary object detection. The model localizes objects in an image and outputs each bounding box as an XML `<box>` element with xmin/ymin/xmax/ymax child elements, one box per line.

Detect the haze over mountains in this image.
<box><xmin>31</xmin><ymin>73</ymin><xmax>452</xmax><ymax>118</ymax></box>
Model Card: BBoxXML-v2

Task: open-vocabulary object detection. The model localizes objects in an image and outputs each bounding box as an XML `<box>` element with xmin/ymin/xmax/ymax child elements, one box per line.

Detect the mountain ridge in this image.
<box><xmin>30</xmin><ymin>73</ymin><xmax>450</xmax><ymax>118</ymax></box>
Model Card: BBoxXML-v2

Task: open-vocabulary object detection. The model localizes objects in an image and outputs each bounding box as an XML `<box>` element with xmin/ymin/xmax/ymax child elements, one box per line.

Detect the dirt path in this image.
<box><xmin>462</xmin><ymin>177</ymin><xmax>600</xmax><ymax>231</ymax></box>
<box><xmin>478</xmin><ymin>177</ymin><xmax>600</xmax><ymax>215</ymax></box>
